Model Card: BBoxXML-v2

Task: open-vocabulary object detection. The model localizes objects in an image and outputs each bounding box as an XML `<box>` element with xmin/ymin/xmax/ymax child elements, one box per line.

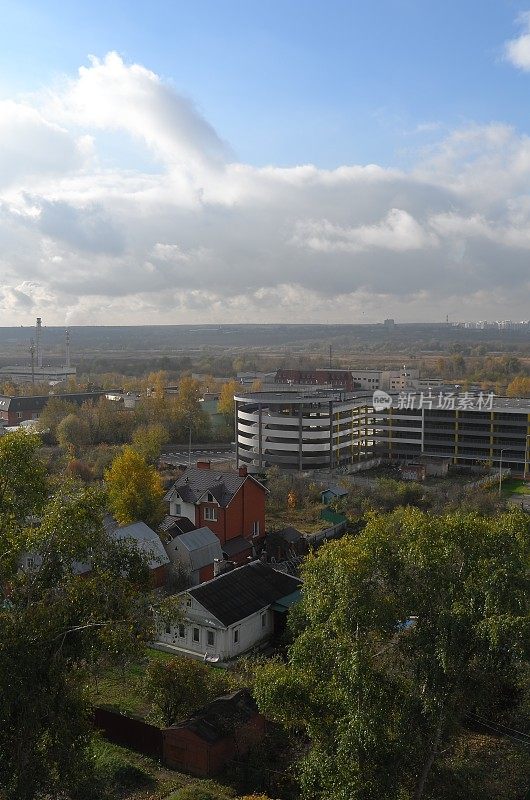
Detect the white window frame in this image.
<box><xmin>252</xmin><ymin>520</ymin><xmax>260</xmax><ymax>537</ymax></box>
<box><xmin>204</xmin><ymin>506</ymin><xmax>217</xmax><ymax>522</ymax></box>
<box><xmin>207</xmin><ymin>630</ymin><xmax>215</xmax><ymax>647</ymax></box>
<box><xmin>178</xmin><ymin>624</ymin><xmax>185</xmax><ymax>638</ymax></box>
<box><xmin>233</xmin><ymin>627</ymin><xmax>240</xmax><ymax>644</ymax></box>
<box><xmin>193</xmin><ymin>627</ymin><xmax>200</xmax><ymax>644</ymax></box>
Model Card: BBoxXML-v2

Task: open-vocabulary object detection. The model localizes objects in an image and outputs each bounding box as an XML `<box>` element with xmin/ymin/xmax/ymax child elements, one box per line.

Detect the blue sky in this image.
<box><xmin>2</xmin><ymin>1</ymin><xmax>530</xmax><ymax>325</ymax></box>
<box><xmin>1</xmin><ymin>0</ymin><xmax>530</xmax><ymax>168</ymax></box>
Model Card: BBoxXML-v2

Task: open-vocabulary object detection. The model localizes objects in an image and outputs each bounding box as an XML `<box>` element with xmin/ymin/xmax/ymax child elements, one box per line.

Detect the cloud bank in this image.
<box><xmin>1</xmin><ymin>51</ymin><xmax>530</xmax><ymax>325</ymax></box>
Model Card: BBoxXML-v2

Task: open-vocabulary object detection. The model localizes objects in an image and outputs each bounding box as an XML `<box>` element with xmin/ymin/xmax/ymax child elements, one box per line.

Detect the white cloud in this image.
<box><xmin>505</xmin><ymin>12</ymin><xmax>530</xmax><ymax>70</ymax></box>
<box><xmin>1</xmin><ymin>52</ymin><xmax>530</xmax><ymax>324</ymax></box>
<box><xmin>292</xmin><ymin>209</ymin><xmax>437</xmax><ymax>253</ymax></box>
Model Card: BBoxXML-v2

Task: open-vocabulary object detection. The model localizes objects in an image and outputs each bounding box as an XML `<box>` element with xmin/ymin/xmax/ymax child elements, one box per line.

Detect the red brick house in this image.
<box><xmin>0</xmin><ymin>391</ymin><xmax>108</xmax><ymax>426</ymax></box>
<box><xmin>164</xmin><ymin>463</ymin><xmax>267</xmax><ymax>565</ymax></box>
<box><xmin>163</xmin><ymin>689</ymin><xmax>266</xmax><ymax>776</ymax></box>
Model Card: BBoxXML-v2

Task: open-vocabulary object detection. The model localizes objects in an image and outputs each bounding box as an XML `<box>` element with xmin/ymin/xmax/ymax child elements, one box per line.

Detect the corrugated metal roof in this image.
<box><xmin>177</xmin><ymin>527</ymin><xmax>219</xmax><ymax>552</ymax></box>
<box><xmin>111</xmin><ymin>521</ymin><xmax>169</xmax><ymax>569</ymax></box>
<box><xmin>174</xmin><ymin>527</ymin><xmax>223</xmax><ymax>571</ymax></box>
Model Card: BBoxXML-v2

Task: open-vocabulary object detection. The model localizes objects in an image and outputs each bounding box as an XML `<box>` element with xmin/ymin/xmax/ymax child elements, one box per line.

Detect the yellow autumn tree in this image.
<box><xmin>218</xmin><ymin>379</ymin><xmax>241</xmax><ymax>420</ymax></box>
<box><xmin>104</xmin><ymin>446</ymin><xmax>165</xmax><ymax>528</ymax></box>
<box><xmin>506</xmin><ymin>375</ymin><xmax>530</xmax><ymax>398</ymax></box>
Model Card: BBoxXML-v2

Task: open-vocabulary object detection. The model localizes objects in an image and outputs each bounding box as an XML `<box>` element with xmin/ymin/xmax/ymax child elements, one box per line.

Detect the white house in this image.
<box><xmin>155</xmin><ymin>561</ymin><xmax>300</xmax><ymax>662</ymax></box>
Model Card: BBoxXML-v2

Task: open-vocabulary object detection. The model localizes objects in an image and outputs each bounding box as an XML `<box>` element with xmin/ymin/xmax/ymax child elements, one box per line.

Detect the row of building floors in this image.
<box><xmin>235</xmin><ymin>391</ymin><xmax>530</xmax><ymax>475</ymax></box>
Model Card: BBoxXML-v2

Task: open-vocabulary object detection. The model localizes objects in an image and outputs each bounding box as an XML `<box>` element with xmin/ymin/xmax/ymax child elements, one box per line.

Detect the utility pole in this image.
<box><xmin>29</xmin><ymin>339</ymin><xmax>35</xmax><ymax>386</ymax></box>
<box><xmin>329</xmin><ymin>344</ymin><xmax>332</xmax><ymax>369</ymax></box>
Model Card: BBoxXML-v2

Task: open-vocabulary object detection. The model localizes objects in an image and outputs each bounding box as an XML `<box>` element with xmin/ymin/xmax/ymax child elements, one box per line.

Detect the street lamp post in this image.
<box><xmin>498</xmin><ymin>448</ymin><xmax>507</xmax><ymax>496</ymax></box>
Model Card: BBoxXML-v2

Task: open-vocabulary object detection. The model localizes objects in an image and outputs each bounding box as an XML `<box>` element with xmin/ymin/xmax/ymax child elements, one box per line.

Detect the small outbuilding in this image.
<box><xmin>320</xmin><ymin>485</ymin><xmax>348</xmax><ymax>504</ymax></box>
<box><xmin>163</xmin><ymin>689</ymin><xmax>266</xmax><ymax>776</ymax></box>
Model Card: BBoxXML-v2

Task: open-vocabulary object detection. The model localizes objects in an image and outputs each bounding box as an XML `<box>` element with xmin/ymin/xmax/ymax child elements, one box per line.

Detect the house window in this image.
<box><xmin>204</xmin><ymin>506</ymin><xmax>217</xmax><ymax>522</ymax></box>
<box><xmin>26</xmin><ymin>556</ymin><xmax>35</xmax><ymax>570</ymax></box>
<box><xmin>174</xmin><ymin>503</ymin><xmax>182</xmax><ymax>515</ymax></box>
<box><xmin>252</xmin><ymin>520</ymin><xmax>260</xmax><ymax>537</ymax></box>
<box><xmin>193</xmin><ymin>627</ymin><xmax>200</xmax><ymax>643</ymax></box>
<box><xmin>207</xmin><ymin>493</ymin><xmax>214</xmax><ymax>501</ymax></box>
<box><xmin>165</xmin><ymin>622</ymin><xmax>171</xmax><ymax>634</ymax></box>
<box><xmin>261</xmin><ymin>612</ymin><xmax>267</xmax><ymax>628</ymax></box>
<box><xmin>178</xmin><ymin>624</ymin><xmax>185</xmax><ymax>638</ymax></box>
<box><xmin>207</xmin><ymin>630</ymin><xmax>215</xmax><ymax>647</ymax></box>
<box><xmin>233</xmin><ymin>628</ymin><xmax>239</xmax><ymax>644</ymax></box>
<box><xmin>186</xmin><ymin>596</ymin><xmax>192</xmax><ymax>607</ymax></box>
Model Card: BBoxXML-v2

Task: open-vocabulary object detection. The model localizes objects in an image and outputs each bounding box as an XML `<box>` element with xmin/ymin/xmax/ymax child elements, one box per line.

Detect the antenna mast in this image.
<box><xmin>36</xmin><ymin>317</ymin><xmax>43</xmax><ymax>368</ymax></box>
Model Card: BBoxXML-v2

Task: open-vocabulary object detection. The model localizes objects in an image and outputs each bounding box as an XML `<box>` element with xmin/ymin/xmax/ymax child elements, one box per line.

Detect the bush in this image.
<box><xmin>169</xmin><ymin>779</ymin><xmax>235</xmax><ymax>799</ymax></box>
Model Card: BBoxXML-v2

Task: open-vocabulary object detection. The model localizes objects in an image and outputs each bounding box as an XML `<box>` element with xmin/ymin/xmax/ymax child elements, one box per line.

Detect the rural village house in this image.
<box><xmin>156</xmin><ymin>560</ymin><xmax>300</xmax><ymax>661</ymax></box>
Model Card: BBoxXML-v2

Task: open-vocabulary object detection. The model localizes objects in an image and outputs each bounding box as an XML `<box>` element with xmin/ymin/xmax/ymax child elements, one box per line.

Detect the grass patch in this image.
<box><xmin>430</xmin><ymin>728</ymin><xmax>530</xmax><ymax>800</ymax></box>
<box><xmin>78</xmin><ymin>737</ymin><xmax>191</xmax><ymax>800</ymax></box>
<box><xmin>501</xmin><ymin>478</ymin><xmax>530</xmax><ymax>496</ymax></box>
<box><xmin>266</xmin><ymin>503</ymin><xmax>328</xmax><ymax>533</ymax></box>
<box><xmin>88</xmin><ymin>648</ymin><xmax>175</xmax><ymax>720</ymax></box>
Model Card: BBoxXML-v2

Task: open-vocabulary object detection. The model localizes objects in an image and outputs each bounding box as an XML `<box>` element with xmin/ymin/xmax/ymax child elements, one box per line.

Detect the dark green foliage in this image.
<box><xmin>144</xmin><ymin>656</ymin><xmax>233</xmax><ymax>726</ymax></box>
<box><xmin>254</xmin><ymin>508</ymin><xmax>530</xmax><ymax>800</ymax></box>
<box><xmin>0</xmin><ymin>432</ymin><xmax>155</xmax><ymax>800</ymax></box>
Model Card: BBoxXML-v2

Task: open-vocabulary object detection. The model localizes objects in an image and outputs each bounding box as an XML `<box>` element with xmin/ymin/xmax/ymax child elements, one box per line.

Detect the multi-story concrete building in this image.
<box><xmin>274</xmin><ymin>367</ymin><xmax>422</xmax><ymax>392</ymax></box>
<box><xmin>235</xmin><ymin>390</ymin><xmax>530</xmax><ymax>476</ymax></box>
<box><xmin>235</xmin><ymin>390</ymin><xmax>374</xmax><ymax>471</ymax></box>
<box><xmin>374</xmin><ymin>396</ymin><xmax>530</xmax><ymax>475</ymax></box>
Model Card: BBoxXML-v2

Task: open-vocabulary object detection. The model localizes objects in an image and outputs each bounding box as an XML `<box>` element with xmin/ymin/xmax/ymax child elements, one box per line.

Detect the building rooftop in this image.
<box><xmin>111</xmin><ymin>521</ymin><xmax>169</xmax><ymax>570</ymax></box>
<box><xmin>165</xmin><ymin>466</ymin><xmax>266</xmax><ymax>508</ymax></box>
<box><xmin>169</xmin><ymin>689</ymin><xmax>257</xmax><ymax>741</ymax></box>
<box><xmin>187</xmin><ymin>560</ymin><xmax>301</xmax><ymax>627</ymax></box>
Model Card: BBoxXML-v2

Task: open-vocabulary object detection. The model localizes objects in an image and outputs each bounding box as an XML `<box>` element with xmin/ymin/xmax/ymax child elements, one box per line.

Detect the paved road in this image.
<box><xmin>161</xmin><ymin>449</ymin><xmax>235</xmax><ymax>466</ymax></box>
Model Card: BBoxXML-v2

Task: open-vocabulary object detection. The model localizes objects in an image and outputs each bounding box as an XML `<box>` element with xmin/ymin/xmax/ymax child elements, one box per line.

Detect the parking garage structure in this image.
<box><xmin>235</xmin><ymin>390</ymin><xmax>375</xmax><ymax>472</ymax></box>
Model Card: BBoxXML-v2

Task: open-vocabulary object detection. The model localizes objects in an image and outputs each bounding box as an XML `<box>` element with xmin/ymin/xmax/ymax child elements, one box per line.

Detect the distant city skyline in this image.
<box><xmin>2</xmin><ymin>1</ymin><xmax>530</xmax><ymax>324</ymax></box>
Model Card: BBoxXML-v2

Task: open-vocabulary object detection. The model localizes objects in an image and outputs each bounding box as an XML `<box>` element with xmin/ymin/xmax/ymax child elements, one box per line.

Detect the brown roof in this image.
<box><xmin>168</xmin><ymin>690</ymin><xmax>257</xmax><ymax>742</ymax></box>
<box><xmin>165</xmin><ymin>467</ymin><xmax>266</xmax><ymax>508</ymax></box>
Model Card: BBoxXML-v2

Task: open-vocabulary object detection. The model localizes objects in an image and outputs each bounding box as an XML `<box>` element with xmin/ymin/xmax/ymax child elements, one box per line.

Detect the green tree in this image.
<box><xmin>105</xmin><ymin>446</ymin><xmax>165</xmax><ymax>528</ymax></box>
<box><xmin>144</xmin><ymin>655</ymin><xmax>230</xmax><ymax>726</ymax></box>
<box><xmin>56</xmin><ymin>412</ymin><xmax>91</xmax><ymax>455</ymax></box>
<box><xmin>36</xmin><ymin>397</ymin><xmax>77</xmax><ymax>442</ymax></box>
<box><xmin>131</xmin><ymin>422</ymin><xmax>169</xmax><ymax>463</ymax></box>
<box><xmin>254</xmin><ymin>507</ymin><xmax>530</xmax><ymax>800</ymax></box>
<box><xmin>0</xmin><ymin>434</ymin><xmax>154</xmax><ymax>800</ymax></box>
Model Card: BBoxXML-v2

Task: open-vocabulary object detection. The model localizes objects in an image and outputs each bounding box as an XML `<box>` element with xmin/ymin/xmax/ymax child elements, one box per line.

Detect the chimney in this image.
<box><xmin>238</xmin><ymin>465</ymin><xmax>247</xmax><ymax>477</ymax></box>
<box><xmin>213</xmin><ymin>558</ymin><xmax>221</xmax><ymax>576</ymax></box>
<box><xmin>197</xmin><ymin>460</ymin><xmax>211</xmax><ymax>470</ymax></box>
<box><xmin>65</xmin><ymin>329</ymin><xmax>71</xmax><ymax>368</ymax></box>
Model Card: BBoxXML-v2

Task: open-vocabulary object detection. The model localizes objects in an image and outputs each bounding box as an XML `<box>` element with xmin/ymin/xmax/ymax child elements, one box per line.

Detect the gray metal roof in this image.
<box><xmin>174</xmin><ymin>526</ymin><xmax>223</xmax><ymax>571</ymax></box>
<box><xmin>111</xmin><ymin>521</ymin><xmax>170</xmax><ymax>569</ymax></box>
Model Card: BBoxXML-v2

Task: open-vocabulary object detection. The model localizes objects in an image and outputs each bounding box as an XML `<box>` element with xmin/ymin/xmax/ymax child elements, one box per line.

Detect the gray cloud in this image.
<box><xmin>0</xmin><ymin>53</ymin><xmax>530</xmax><ymax>324</ymax></box>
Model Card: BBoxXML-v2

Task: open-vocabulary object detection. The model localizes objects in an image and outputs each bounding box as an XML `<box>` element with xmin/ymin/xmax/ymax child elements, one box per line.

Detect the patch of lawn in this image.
<box><xmin>430</xmin><ymin>728</ymin><xmax>530</xmax><ymax>800</ymax></box>
<box><xmin>266</xmin><ymin>503</ymin><xmax>328</xmax><ymax>533</ymax></box>
<box><xmin>88</xmin><ymin>647</ymin><xmax>175</xmax><ymax>719</ymax></box>
<box><xmin>501</xmin><ymin>478</ymin><xmax>530</xmax><ymax>496</ymax></box>
<box><xmin>78</xmin><ymin>737</ymin><xmax>193</xmax><ymax>800</ymax></box>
